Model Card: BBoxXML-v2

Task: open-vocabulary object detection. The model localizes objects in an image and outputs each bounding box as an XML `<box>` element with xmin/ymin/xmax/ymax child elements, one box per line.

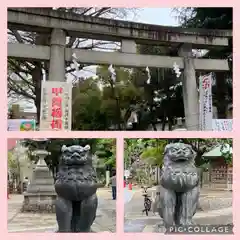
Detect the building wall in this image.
<box><xmin>201</xmin><ymin>157</ymin><xmax>232</xmax><ymax>190</ymax></box>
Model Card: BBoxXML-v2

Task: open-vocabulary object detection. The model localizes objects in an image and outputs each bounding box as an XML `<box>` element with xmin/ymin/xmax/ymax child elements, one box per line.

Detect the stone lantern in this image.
<box><xmin>22</xmin><ymin>138</ymin><xmax>56</xmax><ymax>213</ymax></box>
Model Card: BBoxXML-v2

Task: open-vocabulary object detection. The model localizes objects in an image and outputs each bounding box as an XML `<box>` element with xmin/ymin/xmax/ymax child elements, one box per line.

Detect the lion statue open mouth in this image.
<box><xmin>55</xmin><ymin>145</ymin><xmax>98</xmax><ymax>232</ymax></box>
<box><xmin>158</xmin><ymin>142</ymin><xmax>200</xmax><ymax>227</ymax></box>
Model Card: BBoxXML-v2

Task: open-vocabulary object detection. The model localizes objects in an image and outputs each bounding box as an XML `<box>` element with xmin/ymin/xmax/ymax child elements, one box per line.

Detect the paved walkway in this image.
<box><xmin>8</xmin><ymin>188</ymin><xmax>116</xmax><ymax>232</ymax></box>
<box><xmin>124</xmin><ymin>188</ymin><xmax>135</xmax><ymax>204</ymax></box>
<box><xmin>124</xmin><ymin>188</ymin><xmax>233</xmax><ymax>233</ymax></box>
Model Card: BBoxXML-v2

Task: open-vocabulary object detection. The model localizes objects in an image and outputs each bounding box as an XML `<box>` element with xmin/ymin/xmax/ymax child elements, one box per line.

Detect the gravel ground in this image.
<box><xmin>199</xmin><ymin>191</ymin><xmax>232</xmax><ymax>211</ymax></box>
<box><xmin>124</xmin><ymin>188</ymin><xmax>233</xmax><ymax>233</ymax></box>
<box><xmin>8</xmin><ymin>190</ymin><xmax>116</xmax><ymax>233</ymax></box>
<box><xmin>96</xmin><ymin>207</ymin><xmax>116</xmax><ymax>232</ymax></box>
<box><xmin>132</xmin><ymin>187</ymin><xmax>233</xmax><ymax>212</ymax></box>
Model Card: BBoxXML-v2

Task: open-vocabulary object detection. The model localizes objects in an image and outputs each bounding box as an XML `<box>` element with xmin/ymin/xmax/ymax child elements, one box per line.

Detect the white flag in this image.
<box><xmin>199</xmin><ymin>74</ymin><xmax>213</xmax><ymax>130</ymax></box>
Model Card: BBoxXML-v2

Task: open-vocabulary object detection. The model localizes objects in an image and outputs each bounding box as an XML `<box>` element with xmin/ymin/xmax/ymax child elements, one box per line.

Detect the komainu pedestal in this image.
<box><xmin>54</xmin><ymin>145</ymin><xmax>99</xmax><ymax>232</ymax></box>
<box><xmin>158</xmin><ymin>142</ymin><xmax>200</xmax><ymax>227</ymax></box>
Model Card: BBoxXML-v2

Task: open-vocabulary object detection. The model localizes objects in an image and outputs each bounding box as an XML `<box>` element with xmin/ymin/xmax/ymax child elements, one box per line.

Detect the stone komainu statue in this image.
<box><xmin>55</xmin><ymin>145</ymin><xmax>98</xmax><ymax>232</ymax></box>
<box><xmin>158</xmin><ymin>142</ymin><xmax>200</xmax><ymax>227</ymax></box>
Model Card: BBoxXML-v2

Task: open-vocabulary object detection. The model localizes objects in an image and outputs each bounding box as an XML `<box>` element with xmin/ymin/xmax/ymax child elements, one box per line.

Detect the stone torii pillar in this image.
<box><xmin>178</xmin><ymin>43</ymin><xmax>199</xmax><ymax>130</ymax></box>
<box><xmin>49</xmin><ymin>28</ymin><xmax>66</xmax><ymax>82</ymax></box>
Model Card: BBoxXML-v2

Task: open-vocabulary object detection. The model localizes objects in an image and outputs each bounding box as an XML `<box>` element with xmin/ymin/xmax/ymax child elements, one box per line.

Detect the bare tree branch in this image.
<box><xmin>80</xmin><ymin>7</ymin><xmax>93</xmax><ymax>15</ymax></box>
<box><xmin>9</xmin><ymin>29</ymin><xmax>24</xmax><ymax>43</ymax></box>
<box><xmin>7</xmin><ymin>7</ymin><xmax>140</xmax><ymax>114</ymax></box>
<box><xmin>90</xmin><ymin>7</ymin><xmax>111</xmax><ymax>17</ymax></box>
<box><xmin>8</xmin><ymin>76</ymin><xmax>35</xmax><ymax>100</ymax></box>
<box><xmin>8</xmin><ymin>59</ymin><xmax>31</xmax><ymax>75</ymax></box>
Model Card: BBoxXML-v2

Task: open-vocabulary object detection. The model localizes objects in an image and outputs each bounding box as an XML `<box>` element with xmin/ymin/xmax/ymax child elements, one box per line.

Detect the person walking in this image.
<box><xmin>22</xmin><ymin>177</ymin><xmax>29</xmax><ymax>193</ymax></box>
<box><xmin>110</xmin><ymin>174</ymin><xmax>117</xmax><ymax>200</ymax></box>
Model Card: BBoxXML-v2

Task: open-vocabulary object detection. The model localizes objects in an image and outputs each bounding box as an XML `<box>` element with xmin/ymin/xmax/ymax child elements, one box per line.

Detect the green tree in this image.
<box><xmin>95</xmin><ymin>139</ymin><xmax>116</xmax><ymax>170</ymax></box>
<box><xmin>21</xmin><ymin>138</ymin><xmax>117</xmax><ymax>185</ymax></box>
<box><xmin>140</xmin><ymin>139</ymin><xmax>168</xmax><ymax>166</ymax></box>
<box><xmin>71</xmin><ymin>66</ymin><xmax>144</xmax><ymax>130</ymax></box>
<box><xmin>8</xmin><ymin>7</ymin><xmax>139</xmax><ymax>123</ymax></box>
<box><xmin>125</xmin><ymin>138</ymin><xmax>232</xmax><ymax>167</ymax></box>
<box><xmin>175</xmin><ymin>7</ymin><xmax>232</xmax><ymax>118</ymax></box>
<box><xmin>127</xmin><ymin>8</ymin><xmax>232</xmax><ymax>129</ymax></box>
<box><xmin>124</xmin><ymin>138</ymin><xmax>145</xmax><ymax>167</ymax></box>
<box><xmin>72</xmin><ymin>77</ymin><xmax>108</xmax><ymax>130</ymax></box>
<box><xmin>8</xmin><ymin>151</ymin><xmax>17</xmax><ymax>169</ymax></box>
<box><xmin>97</xmin><ymin>65</ymin><xmax>144</xmax><ymax>130</ymax></box>
<box><xmin>8</xmin><ymin>151</ymin><xmax>20</xmax><ymax>180</ymax></box>
<box><xmin>7</xmin><ymin>148</ymin><xmax>29</xmax><ymax>185</ymax></box>
<box><xmin>218</xmin><ymin>138</ymin><xmax>232</xmax><ymax>165</ymax></box>
<box><xmin>22</xmin><ymin>138</ymin><xmax>99</xmax><ymax>179</ymax></box>
<box><xmin>181</xmin><ymin>138</ymin><xmax>232</xmax><ymax>166</ymax></box>
<box><xmin>132</xmin><ymin>45</ymin><xmax>184</xmax><ymax>130</ymax></box>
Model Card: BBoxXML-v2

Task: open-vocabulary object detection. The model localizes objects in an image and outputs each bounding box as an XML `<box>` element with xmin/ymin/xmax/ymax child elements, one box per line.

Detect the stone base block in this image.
<box><xmin>21</xmin><ymin>193</ymin><xmax>57</xmax><ymax>213</ymax></box>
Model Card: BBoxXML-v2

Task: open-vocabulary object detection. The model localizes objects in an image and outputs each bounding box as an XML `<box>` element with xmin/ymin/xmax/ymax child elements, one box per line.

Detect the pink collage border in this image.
<box><xmin>2</xmin><ymin>2</ymin><xmax>238</xmax><ymax>240</ymax></box>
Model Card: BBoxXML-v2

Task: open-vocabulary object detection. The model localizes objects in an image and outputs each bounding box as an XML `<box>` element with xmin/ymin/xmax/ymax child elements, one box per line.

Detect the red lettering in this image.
<box><xmin>52</xmin><ymin>107</ymin><xmax>62</xmax><ymax>118</ymax></box>
<box><xmin>52</xmin><ymin>87</ymin><xmax>63</xmax><ymax>95</ymax></box>
<box><xmin>51</xmin><ymin>95</ymin><xmax>62</xmax><ymax>118</ymax></box>
<box><xmin>51</xmin><ymin>119</ymin><xmax>62</xmax><ymax>130</ymax></box>
<box><xmin>50</xmin><ymin>88</ymin><xmax>64</xmax><ymax>130</ymax></box>
<box><xmin>52</xmin><ymin>96</ymin><xmax>62</xmax><ymax>107</ymax></box>
<box><xmin>202</xmin><ymin>78</ymin><xmax>210</xmax><ymax>90</ymax></box>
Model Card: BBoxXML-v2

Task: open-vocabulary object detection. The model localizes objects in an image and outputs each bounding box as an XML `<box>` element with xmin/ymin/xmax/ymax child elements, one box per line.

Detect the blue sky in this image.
<box><xmin>134</xmin><ymin>8</ymin><xmax>179</xmax><ymax>26</ymax></box>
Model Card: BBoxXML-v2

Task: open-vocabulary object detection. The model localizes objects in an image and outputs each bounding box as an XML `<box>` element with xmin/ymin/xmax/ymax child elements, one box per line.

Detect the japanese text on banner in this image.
<box><xmin>199</xmin><ymin>74</ymin><xmax>213</xmax><ymax>130</ymax></box>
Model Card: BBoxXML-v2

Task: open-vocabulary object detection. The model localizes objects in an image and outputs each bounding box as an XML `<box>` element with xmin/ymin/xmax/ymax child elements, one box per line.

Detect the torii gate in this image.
<box><xmin>7</xmin><ymin>8</ymin><xmax>232</xmax><ymax>130</ymax></box>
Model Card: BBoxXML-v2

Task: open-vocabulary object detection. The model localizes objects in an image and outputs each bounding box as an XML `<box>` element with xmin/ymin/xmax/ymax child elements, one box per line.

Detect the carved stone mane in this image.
<box><xmin>161</xmin><ymin>143</ymin><xmax>199</xmax><ymax>192</ymax></box>
<box><xmin>55</xmin><ymin>144</ymin><xmax>97</xmax><ymax>201</ymax></box>
<box><xmin>158</xmin><ymin>142</ymin><xmax>200</xmax><ymax>227</ymax></box>
<box><xmin>54</xmin><ymin>144</ymin><xmax>99</xmax><ymax>232</ymax></box>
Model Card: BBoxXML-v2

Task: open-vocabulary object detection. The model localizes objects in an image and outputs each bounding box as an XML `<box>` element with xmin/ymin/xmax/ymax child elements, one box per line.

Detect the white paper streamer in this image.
<box><xmin>108</xmin><ymin>65</ymin><xmax>116</xmax><ymax>83</ymax></box>
<box><xmin>71</xmin><ymin>53</ymin><xmax>80</xmax><ymax>78</ymax></box>
<box><xmin>146</xmin><ymin>66</ymin><xmax>151</xmax><ymax>84</ymax></box>
<box><xmin>173</xmin><ymin>62</ymin><xmax>181</xmax><ymax>78</ymax></box>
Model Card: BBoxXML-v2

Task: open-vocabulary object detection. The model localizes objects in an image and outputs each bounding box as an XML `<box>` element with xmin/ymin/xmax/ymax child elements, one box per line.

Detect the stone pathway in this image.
<box><xmin>8</xmin><ymin>188</ymin><xmax>116</xmax><ymax>232</ymax></box>
<box><xmin>124</xmin><ymin>188</ymin><xmax>135</xmax><ymax>204</ymax></box>
<box><xmin>124</xmin><ymin>188</ymin><xmax>233</xmax><ymax>233</ymax></box>
<box><xmin>8</xmin><ymin>195</ymin><xmax>23</xmax><ymax>222</ymax></box>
